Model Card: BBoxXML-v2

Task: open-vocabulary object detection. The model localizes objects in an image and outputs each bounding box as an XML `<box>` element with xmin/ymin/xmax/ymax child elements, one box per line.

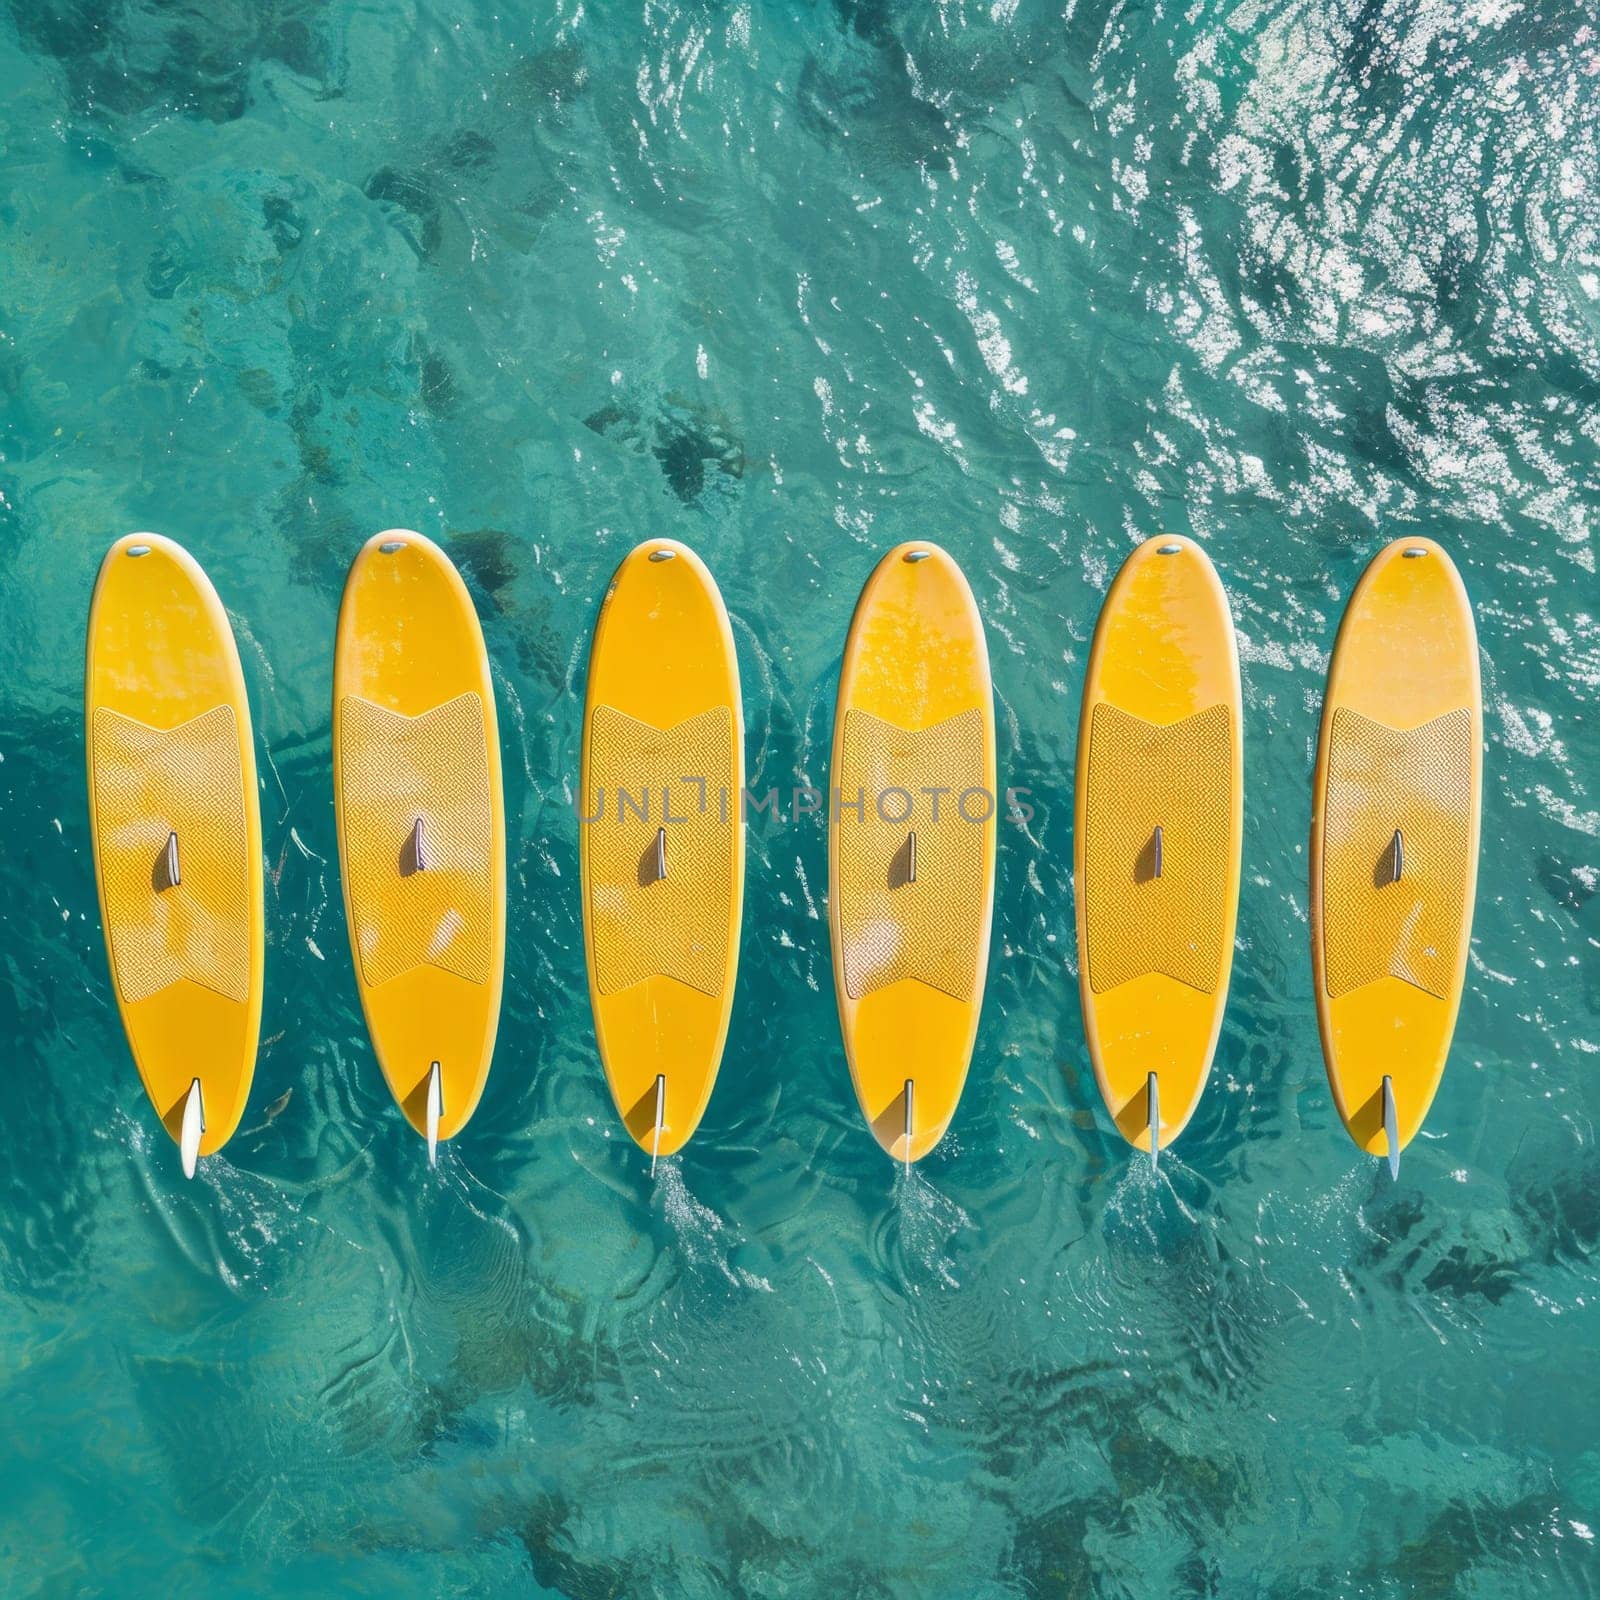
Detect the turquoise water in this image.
<box><xmin>2</xmin><ymin>0</ymin><xmax>1598</xmax><ymax>1593</ymax></box>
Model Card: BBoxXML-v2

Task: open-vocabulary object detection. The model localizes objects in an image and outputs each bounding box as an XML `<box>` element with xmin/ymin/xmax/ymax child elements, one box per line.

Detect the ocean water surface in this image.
<box><xmin>2</xmin><ymin>1</ymin><xmax>1598</xmax><ymax>1595</ymax></box>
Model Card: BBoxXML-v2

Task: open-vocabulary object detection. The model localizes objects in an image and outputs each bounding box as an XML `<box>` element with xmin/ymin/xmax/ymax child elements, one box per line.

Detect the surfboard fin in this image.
<box><xmin>654</xmin><ymin>827</ymin><xmax>667</xmax><ymax>883</ymax></box>
<box><xmin>160</xmin><ymin>830</ymin><xmax>181</xmax><ymax>891</ymax></box>
<box><xmin>651</xmin><ymin>1073</ymin><xmax>666</xmax><ymax>1176</ymax></box>
<box><xmin>1152</xmin><ymin>824</ymin><xmax>1163</xmax><ymax>880</ymax></box>
<box><xmin>426</xmin><ymin>1061</ymin><xmax>443</xmax><ymax>1167</ymax></box>
<box><xmin>1382</xmin><ymin>1074</ymin><xmax>1399</xmax><ymax>1180</ymax></box>
<box><xmin>1146</xmin><ymin>1072</ymin><xmax>1160</xmax><ymax>1171</ymax></box>
<box><xmin>411</xmin><ymin>817</ymin><xmax>427</xmax><ymax>873</ymax></box>
<box><xmin>907</xmin><ymin>831</ymin><xmax>917</xmax><ymax>884</ymax></box>
<box><xmin>902</xmin><ymin>1078</ymin><xmax>914</xmax><ymax>1175</ymax></box>
<box><xmin>1389</xmin><ymin>829</ymin><xmax>1403</xmax><ymax>884</ymax></box>
<box><xmin>180</xmin><ymin>1077</ymin><xmax>205</xmax><ymax>1180</ymax></box>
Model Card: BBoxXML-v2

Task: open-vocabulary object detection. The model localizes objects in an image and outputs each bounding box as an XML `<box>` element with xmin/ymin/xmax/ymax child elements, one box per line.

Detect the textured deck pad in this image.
<box><xmin>1083</xmin><ymin>702</ymin><xmax>1233</xmax><ymax>995</ymax></box>
<box><xmin>338</xmin><ymin>692</ymin><xmax>493</xmax><ymax>988</ymax></box>
<box><xmin>586</xmin><ymin>704</ymin><xmax>734</xmax><ymax>997</ymax></box>
<box><xmin>1322</xmin><ymin>707</ymin><xmax>1472</xmax><ymax>1001</ymax></box>
<box><xmin>836</xmin><ymin>707</ymin><xmax>986</xmax><ymax>1002</ymax></box>
<box><xmin>90</xmin><ymin>704</ymin><xmax>251</xmax><ymax>1005</ymax></box>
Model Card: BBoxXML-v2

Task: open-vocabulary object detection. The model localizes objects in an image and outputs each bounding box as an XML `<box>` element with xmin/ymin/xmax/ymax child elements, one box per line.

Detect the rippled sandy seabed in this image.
<box><xmin>2</xmin><ymin>0</ymin><xmax>1598</xmax><ymax>1595</ymax></box>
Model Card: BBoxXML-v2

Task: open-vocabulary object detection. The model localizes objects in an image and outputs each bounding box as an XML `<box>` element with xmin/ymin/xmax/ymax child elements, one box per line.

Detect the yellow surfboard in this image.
<box><xmin>1312</xmin><ymin>538</ymin><xmax>1481</xmax><ymax>1176</ymax></box>
<box><xmin>580</xmin><ymin>539</ymin><xmax>744</xmax><ymax>1164</ymax></box>
<box><xmin>333</xmin><ymin>531</ymin><xmax>505</xmax><ymax>1161</ymax></box>
<box><xmin>829</xmin><ymin>543</ymin><xmax>997</xmax><ymax>1165</ymax></box>
<box><xmin>1074</xmin><ymin>536</ymin><xmax>1243</xmax><ymax>1164</ymax></box>
<box><xmin>86</xmin><ymin>533</ymin><xmax>264</xmax><ymax>1178</ymax></box>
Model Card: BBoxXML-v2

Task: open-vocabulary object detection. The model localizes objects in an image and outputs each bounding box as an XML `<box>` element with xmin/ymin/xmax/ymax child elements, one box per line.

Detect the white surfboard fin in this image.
<box><xmin>907</xmin><ymin>831</ymin><xmax>917</xmax><ymax>884</ymax></box>
<box><xmin>426</xmin><ymin>1061</ymin><xmax>443</xmax><ymax>1167</ymax></box>
<box><xmin>410</xmin><ymin>817</ymin><xmax>427</xmax><ymax>873</ymax></box>
<box><xmin>1382</xmin><ymin>1074</ymin><xmax>1400</xmax><ymax>1180</ymax></box>
<box><xmin>902</xmin><ymin>1077</ymin><xmax>915</xmax><ymax>1175</ymax></box>
<box><xmin>1147</xmin><ymin>1072</ymin><xmax>1160</xmax><ymax>1171</ymax></box>
<box><xmin>654</xmin><ymin>827</ymin><xmax>667</xmax><ymax>883</ymax></box>
<box><xmin>180</xmin><ymin>1077</ymin><xmax>205</xmax><ymax>1180</ymax></box>
<box><xmin>651</xmin><ymin>1073</ymin><xmax>666</xmax><ymax>1176</ymax></box>
<box><xmin>160</xmin><ymin>830</ymin><xmax>181</xmax><ymax>891</ymax></box>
